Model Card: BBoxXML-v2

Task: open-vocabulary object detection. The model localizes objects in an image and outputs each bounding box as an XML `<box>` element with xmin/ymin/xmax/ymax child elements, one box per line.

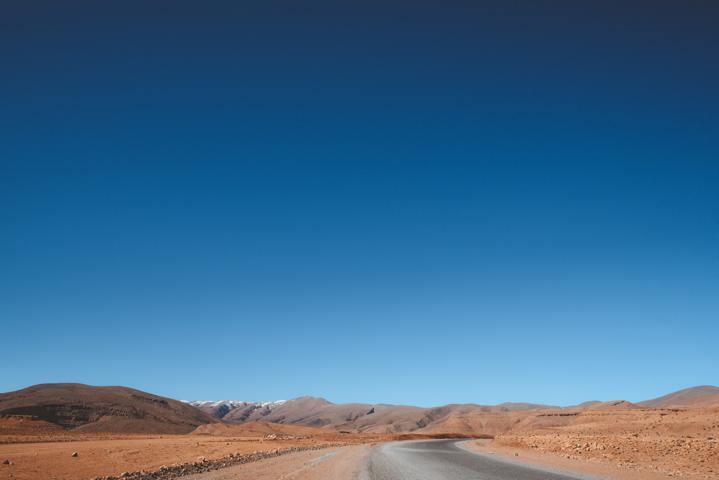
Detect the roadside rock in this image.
<box><xmin>90</xmin><ymin>443</ymin><xmax>342</xmax><ymax>480</ymax></box>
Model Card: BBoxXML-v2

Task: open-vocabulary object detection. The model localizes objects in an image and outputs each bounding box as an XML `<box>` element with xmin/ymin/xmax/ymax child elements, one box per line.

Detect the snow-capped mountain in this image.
<box><xmin>183</xmin><ymin>399</ymin><xmax>286</xmax><ymax>420</ymax></box>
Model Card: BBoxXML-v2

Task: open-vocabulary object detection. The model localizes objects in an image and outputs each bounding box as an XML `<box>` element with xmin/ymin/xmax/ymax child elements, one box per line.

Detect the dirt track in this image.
<box><xmin>185</xmin><ymin>444</ymin><xmax>371</xmax><ymax>480</ymax></box>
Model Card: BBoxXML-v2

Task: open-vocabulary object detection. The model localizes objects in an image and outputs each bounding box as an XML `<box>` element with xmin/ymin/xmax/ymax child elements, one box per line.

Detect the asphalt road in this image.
<box><xmin>366</xmin><ymin>440</ymin><xmax>584</xmax><ymax>480</ymax></box>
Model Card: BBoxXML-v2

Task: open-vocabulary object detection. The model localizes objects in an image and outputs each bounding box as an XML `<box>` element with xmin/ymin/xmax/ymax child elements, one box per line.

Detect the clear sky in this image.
<box><xmin>2</xmin><ymin>1</ymin><xmax>718</xmax><ymax>407</ymax></box>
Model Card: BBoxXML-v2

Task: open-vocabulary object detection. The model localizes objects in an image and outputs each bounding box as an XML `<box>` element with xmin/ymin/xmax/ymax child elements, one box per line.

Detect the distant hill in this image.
<box><xmin>7</xmin><ymin>383</ymin><xmax>717</xmax><ymax>436</ymax></box>
<box><xmin>184</xmin><ymin>396</ymin><xmax>552</xmax><ymax>436</ymax></box>
<box><xmin>584</xmin><ymin>400</ymin><xmax>642</xmax><ymax>411</ymax></box>
<box><xmin>191</xmin><ymin>420</ymin><xmax>329</xmax><ymax>437</ymax></box>
<box><xmin>495</xmin><ymin>402</ymin><xmax>556</xmax><ymax>412</ymax></box>
<box><xmin>639</xmin><ymin>386</ymin><xmax>719</xmax><ymax>408</ymax></box>
<box><xmin>185</xmin><ymin>400</ymin><xmax>255</xmax><ymax>419</ymax></box>
<box><xmin>0</xmin><ymin>383</ymin><xmax>216</xmax><ymax>434</ymax></box>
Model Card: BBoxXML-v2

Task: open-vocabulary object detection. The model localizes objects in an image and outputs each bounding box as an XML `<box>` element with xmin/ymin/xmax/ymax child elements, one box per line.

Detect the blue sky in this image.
<box><xmin>1</xmin><ymin>1</ymin><xmax>718</xmax><ymax>407</ymax></box>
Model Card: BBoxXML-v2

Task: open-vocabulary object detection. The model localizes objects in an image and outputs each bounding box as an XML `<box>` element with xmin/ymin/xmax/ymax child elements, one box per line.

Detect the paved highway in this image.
<box><xmin>366</xmin><ymin>439</ymin><xmax>585</xmax><ymax>480</ymax></box>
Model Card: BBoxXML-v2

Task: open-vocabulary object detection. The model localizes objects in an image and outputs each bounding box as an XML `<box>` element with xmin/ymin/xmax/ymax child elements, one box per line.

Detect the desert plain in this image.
<box><xmin>1</xmin><ymin>384</ymin><xmax>717</xmax><ymax>480</ymax></box>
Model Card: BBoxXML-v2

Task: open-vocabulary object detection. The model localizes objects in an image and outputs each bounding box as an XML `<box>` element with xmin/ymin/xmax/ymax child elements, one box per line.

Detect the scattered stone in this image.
<box><xmin>72</xmin><ymin>452</ymin><xmax>79</xmax><ymax>457</ymax></box>
<box><xmin>3</xmin><ymin>459</ymin><xmax>12</xmax><ymax>465</ymax></box>
<box><xmin>85</xmin><ymin>443</ymin><xmax>342</xmax><ymax>480</ymax></box>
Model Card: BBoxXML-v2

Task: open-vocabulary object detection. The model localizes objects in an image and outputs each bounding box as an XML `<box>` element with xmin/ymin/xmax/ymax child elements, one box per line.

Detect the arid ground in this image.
<box><xmin>1</xmin><ymin>384</ymin><xmax>718</xmax><ymax>479</ymax></box>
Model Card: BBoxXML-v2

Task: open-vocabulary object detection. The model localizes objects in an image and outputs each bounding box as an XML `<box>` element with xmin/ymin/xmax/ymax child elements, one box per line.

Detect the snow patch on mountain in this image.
<box><xmin>184</xmin><ymin>400</ymin><xmax>286</xmax><ymax>407</ymax></box>
<box><xmin>183</xmin><ymin>399</ymin><xmax>287</xmax><ymax>420</ymax></box>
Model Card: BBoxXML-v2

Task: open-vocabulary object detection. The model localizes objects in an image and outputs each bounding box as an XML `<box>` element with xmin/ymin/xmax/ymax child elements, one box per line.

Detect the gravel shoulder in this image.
<box><xmin>184</xmin><ymin>444</ymin><xmax>372</xmax><ymax>480</ymax></box>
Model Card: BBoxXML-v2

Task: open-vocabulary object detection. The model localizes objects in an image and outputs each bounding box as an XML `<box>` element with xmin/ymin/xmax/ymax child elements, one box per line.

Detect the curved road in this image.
<box><xmin>366</xmin><ymin>439</ymin><xmax>584</xmax><ymax>480</ymax></box>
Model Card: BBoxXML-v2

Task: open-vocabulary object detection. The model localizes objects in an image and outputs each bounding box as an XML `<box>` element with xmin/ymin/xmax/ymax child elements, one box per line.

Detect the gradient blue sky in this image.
<box><xmin>2</xmin><ymin>1</ymin><xmax>718</xmax><ymax>407</ymax></box>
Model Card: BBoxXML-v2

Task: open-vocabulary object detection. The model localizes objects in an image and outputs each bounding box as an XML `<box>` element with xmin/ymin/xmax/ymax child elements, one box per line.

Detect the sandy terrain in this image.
<box><xmin>465</xmin><ymin>406</ymin><xmax>719</xmax><ymax>480</ymax></box>
<box><xmin>0</xmin><ymin>431</ymin><xmax>346</xmax><ymax>480</ymax></box>
<box><xmin>464</xmin><ymin>439</ymin><xmax>670</xmax><ymax>480</ymax></box>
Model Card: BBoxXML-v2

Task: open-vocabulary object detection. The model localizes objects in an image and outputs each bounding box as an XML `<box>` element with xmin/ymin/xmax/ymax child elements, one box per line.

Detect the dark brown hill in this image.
<box><xmin>0</xmin><ymin>383</ymin><xmax>216</xmax><ymax>434</ymax></box>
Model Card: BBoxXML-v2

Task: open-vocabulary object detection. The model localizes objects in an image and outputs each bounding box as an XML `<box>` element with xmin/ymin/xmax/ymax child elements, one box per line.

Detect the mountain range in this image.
<box><xmin>1</xmin><ymin>383</ymin><xmax>717</xmax><ymax>435</ymax></box>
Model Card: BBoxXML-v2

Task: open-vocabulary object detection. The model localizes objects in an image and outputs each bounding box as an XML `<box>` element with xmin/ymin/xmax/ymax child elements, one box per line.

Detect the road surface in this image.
<box><xmin>187</xmin><ymin>439</ymin><xmax>589</xmax><ymax>480</ymax></box>
<box><xmin>366</xmin><ymin>439</ymin><xmax>585</xmax><ymax>480</ymax></box>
